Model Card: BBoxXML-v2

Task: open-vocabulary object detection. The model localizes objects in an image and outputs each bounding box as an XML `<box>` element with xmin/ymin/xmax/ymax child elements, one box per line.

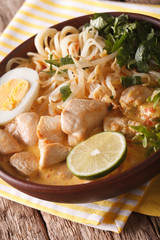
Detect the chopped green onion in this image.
<box><xmin>60</xmin><ymin>85</ymin><xmax>72</xmax><ymax>102</ymax></box>
<box><xmin>120</xmin><ymin>76</ymin><xmax>142</xmax><ymax>88</ymax></box>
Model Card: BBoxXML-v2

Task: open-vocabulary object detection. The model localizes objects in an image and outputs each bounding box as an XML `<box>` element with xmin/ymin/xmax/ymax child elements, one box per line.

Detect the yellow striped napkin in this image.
<box><xmin>0</xmin><ymin>0</ymin><xmax>160</xmax><ymax>233</ymax></box>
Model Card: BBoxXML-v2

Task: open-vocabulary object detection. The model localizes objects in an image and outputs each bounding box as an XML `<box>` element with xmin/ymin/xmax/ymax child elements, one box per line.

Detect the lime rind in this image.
<box><xmin>67</xmin><ymin>132</ymin><xmax>127</xmax><ymax>180</ymax></box>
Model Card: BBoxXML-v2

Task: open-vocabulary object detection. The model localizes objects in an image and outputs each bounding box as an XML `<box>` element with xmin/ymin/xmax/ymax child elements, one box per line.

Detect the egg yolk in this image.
<box><xmin>0</xmin><ymin>78</ymin><xmax>29</xmax><ymax>111</ymax></box>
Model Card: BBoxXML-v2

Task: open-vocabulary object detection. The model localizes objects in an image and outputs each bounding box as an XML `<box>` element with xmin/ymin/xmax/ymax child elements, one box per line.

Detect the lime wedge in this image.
<box><xmin>67</xmin><ymin>132</ymin><xmax>127</xmax><ymax>180</ymax></box>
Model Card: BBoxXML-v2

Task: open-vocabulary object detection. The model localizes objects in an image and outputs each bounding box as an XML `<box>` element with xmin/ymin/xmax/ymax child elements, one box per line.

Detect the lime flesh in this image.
<box><xmin>67</xmin><ymin>132</ymin><xmax>127</xmax><ymax>180</ymax></box>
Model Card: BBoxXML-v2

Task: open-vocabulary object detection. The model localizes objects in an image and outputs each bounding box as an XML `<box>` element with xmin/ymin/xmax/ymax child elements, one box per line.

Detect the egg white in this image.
<box><xmin>0</xmin><ymin>67</ymin><xmax>39</xmax><ymax>125</ymax></box>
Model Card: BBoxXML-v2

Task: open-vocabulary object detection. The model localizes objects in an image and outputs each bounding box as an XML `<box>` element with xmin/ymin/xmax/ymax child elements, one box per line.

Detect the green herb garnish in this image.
<box><xmin>60</xmin><ymin>56</ymin><xmax>74</xmax><ymax>65</ymax></box>
<box><xmin>60</xmin><ymin>84</ymin><xmax>72</xmax><ymax>102</ymax></box>
<box><xmin>130</xmin><ymin>124</ymin><xmax>160</xmax><ymax>154</ymax></box>
<box><xmin>44</xmin><ymin>55</ymin><xmax>74</xmax><ymax>76</ymax></box>
<box><xmin>120</xmin><ymin>76</ymin><xmax>142</xmax><ymax>88</ymax></box>
<box><xmin>90</xmin><ymin>13</ymin><xmax>160</xmax><ymax>73</ymax></box>
<box><xmin>90</xmin><ymin>16</ymin><xmax>107</xmax><ymax>30</ymax></box>
<box><xmin>42</xmin><ymin>70</ymin><xmax>56</xmax><ymax>77</ymax></box>
<box><xmin>91</xmin><ymin>13</ymin><xmax>114</xmax><ymax>31</ymax></box>
<box><xmin>147</xmin><ymin>90</ymin><xmax>160</xmax><ymax>108</ymax></box>
<box><xmin>45</xmin><ymin>54</ymin><xmax>59</xmax><ymax>69</ymax></box>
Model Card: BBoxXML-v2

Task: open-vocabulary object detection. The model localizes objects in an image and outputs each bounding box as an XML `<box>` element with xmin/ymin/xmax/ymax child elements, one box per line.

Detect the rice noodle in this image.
<box><xmin>5</xmin><ymin>24</ymin><xmax>159</xmax><ymax>115</ymax></box>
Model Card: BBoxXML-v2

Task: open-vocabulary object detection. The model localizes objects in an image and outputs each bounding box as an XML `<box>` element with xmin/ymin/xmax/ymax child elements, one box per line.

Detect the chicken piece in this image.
<box><xmin>10</xmin><ymin>151</ymin><xmax>38</xmax><ymax>176</ymax></box>
<box><xmin>14</xmin><ymin>112</ymin><xmax>39</xmax><ymax>146</ymax></box>
<box><xmin>37</xmin><ymin>115</ymin><xmax>67</xmax><ymax>143</ymax></box>
<box><xmin>138</xmin><ymin>102</ymin><xmax>160</xmax><ymax>125</ymax></box>
<box><xmin>103</xmin><ymin>116</ymin><xmax>140</xmax><ymax>137</ymax></box>
<box><xmin>61</xmin><ymin>99</ymin><xmax>109</xmax><ymax>144</ymax></box>
<box><xmin>39</xmin><ymin>141</ymin><xmax>71</xmax><ymax>168</ymax></box>
<box><xmin>68</xmin><ymin>126</ymin><xmax>103</xmax><ymax>146</ymax></box>
<box><xmin>120</xmin><ymin>85</ymin><xmax>152</xmax><ymax>113</ymax></box>
<box><xmin>68</xmin><ymin>135</ymin><xmax>80</xmax><ymax>146</ymax></box>
<box><xmin>0</xmin><ymin>129</ymin><xmax>22</xmax><ymax>154</ymax></box>
<box><xmin>5</xmin><ymin>122</ymin><xmax>17</xmax><ymax>137</ymax></box>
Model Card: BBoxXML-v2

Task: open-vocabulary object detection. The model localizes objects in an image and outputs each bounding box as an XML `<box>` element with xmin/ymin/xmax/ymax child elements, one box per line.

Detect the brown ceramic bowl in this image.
<box><xmin>0</xmin><ymin>12</ymin><xmax>160</xmax><ymax>203</ymax></box>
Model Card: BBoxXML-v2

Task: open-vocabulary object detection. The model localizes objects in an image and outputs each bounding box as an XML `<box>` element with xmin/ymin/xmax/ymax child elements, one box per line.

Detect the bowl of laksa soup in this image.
<box><xmin>0</xmin><ymin>12</ymin><xmax>160</xmax><ymax>203</ymax></box>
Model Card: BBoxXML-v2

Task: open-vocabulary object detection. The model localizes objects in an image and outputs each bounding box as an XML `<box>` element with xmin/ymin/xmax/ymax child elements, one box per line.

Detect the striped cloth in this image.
<box><xmin>0</xmin><ymin>0</ymin><xmax>159</xmax><ymax>233</ymax></box>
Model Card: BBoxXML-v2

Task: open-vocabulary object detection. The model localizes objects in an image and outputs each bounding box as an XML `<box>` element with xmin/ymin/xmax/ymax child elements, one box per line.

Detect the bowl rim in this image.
<box><xmin>0</xmin><ymin>12</ymin><xmax>160</xmax><ymax>202</ymax></box>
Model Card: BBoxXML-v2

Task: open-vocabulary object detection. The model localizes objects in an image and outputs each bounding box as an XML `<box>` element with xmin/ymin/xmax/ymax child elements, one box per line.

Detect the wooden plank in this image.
<box><xmin>41</xmin><ymin>212</ymin><xmax>160</xmax><ymax>240</ymax></box>
<box><xmin>125</xmin><ymin>0</ymin><xmax>160</xmax><ymax>4</ymax></box>
<box><xmin>149</xmin><ymin>216</ymin><xmax>160</xmax><ymax>239</ymax></box>
<box><xmin>0</xmin><ymin>197</ymin><xmax>49</xmax><ymax>240</ymax></box>
<box><xmin>0</xmin><ymin>0</ymin><xmax>24</xmax><ymax>34</ymax></box>
<box><xmin>0</xmin><ymin>197</ymin><xmax>160</xmax><ymax>240</ymax></box>
<box><xmin>121</xmin><ymin>213</ymin><xmax>160</xmax><ymax>240</ymax></box>
<box><xmin>41</xmin><ymin>211</ymin><xmax>116</xmax><ymax>240</ymax></box>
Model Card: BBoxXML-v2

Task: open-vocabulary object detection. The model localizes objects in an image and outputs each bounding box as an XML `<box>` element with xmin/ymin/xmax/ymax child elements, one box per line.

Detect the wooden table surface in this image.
<box><xmin>0</xmin><ymin>0</ymin><xmax>160</xmax><ymax>239</ymax></box>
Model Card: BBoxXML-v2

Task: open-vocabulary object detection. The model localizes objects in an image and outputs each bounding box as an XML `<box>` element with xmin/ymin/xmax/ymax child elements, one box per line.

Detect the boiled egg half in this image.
<box><xmin>0</xmin><ymin>67</ymin><xmax>39</xmax><ymax>125</ymax></box>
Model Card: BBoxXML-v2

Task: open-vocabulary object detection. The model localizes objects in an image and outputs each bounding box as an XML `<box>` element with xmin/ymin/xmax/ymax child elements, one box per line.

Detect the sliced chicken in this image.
<box><xmin>10</xmin><ymin>151</ymin><xmax>38</xmax><ymax>176</ymax></box>
<box><xmin>14</xmin><ymin>112</ymin><xmax>39</xmax><ymax>146</ymax></box>
<box><xmin>5</xmin><ymin>122</ymin><xmax>17</xmax><ymax>137</ymax></box>
<box><xmin>39</xmin><ymin>141</ymin><xmax>71</xmax><ymax>168</ymax></box>
<box><xmin>37</xmin><ymin>115</ymin><xmax>67</xmax><ymax>143</ymax></box>
<box><xmin>0</xmin><ymin>129</ymin><xmax>22</xmax><ymax>154</ymax></box>
<box><xmin>120</xmin><ymin>85</ymin><xmax>152</xmax><ymax>113</ymax></box>
<box><xmin>61</xmin><ymin>99</ymin><xmax>109</xmax><ymax>145</ymax></box>
<box><xmin>68</xmin><ymin>126</ymin><xmax>103</xmax><ymax>146</ymax></box>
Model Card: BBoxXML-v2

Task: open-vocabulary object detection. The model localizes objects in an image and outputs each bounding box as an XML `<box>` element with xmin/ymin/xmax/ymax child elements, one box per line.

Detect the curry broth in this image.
<box><xmin>0</xmin><ymin>140</ymin><xmax>147</xmax><ymax>185</ymax></box>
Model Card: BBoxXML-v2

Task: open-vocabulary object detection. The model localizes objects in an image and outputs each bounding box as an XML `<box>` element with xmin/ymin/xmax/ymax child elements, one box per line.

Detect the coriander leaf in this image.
<box><xmin>116</xmin><ymin>46</ymin><xmax>130</xmax><ymax>67</ymax></box>
<box><xmin>89</xmin><ymin>13</ymin><xmax>160</xmax><ymax>73</ymax></box>
<box><xmin>44</xmin><ymin>54</ymin><xmax>59</xmax><ymax>76</ymax></box>
<box><xmin>45</xmin><ymin>55</ymin><xmax>74</xmax><ymax>67</ymax></box>
<box><xmin>142</xmin><ymin>135</ymin><xmax>148</xmax><ymax>148</ymax></box>
<box><xmin>103</xmin><ymin>21</ymin><xmax>114</xmax><ymax>35</ymax></box>
<box><xmin>120</xmin><ymin>76</ymin><xmax>142</xmax><ymax>87</ymax></box>
<box><xmin>112</xmin><ymin>14</ymin><xmax>129</xmax><ymax>36</ymax></box>
<box><xmin>126</xmin><ymin>22</ymin><xmax>137</xmax><ymax>33</ymax></box>
<box><xmin>90</xmin><ymin>16</ymin><xmax>107</xmax><ymax>30</ymax></box>
<box><xmin>60</xmin><ymin>85</ymin><xmax>72</xmax><ymax>102</ymax></box>
<box><xmin>60</xmin><ymin>56</ymin><xmax>74</xmax><ymax>65</ymax></box>
<box><xmin>105</xmin><ymin>34</ymin><xmax>115</xmax><ymax>54</ymax></box>
<box><xmin>130</xmin><ymin>124</ymin><xmax>160</xmax><ymax>154</ymax></box>
<box><xmin>127</xmin><ymin>59</ymin><xmax>137</xmax><ymax>69</ymax></box>
<box><xmin>111</xmin><ymin>33</ymin><xmax>128</xmax><ymax>53</ymax></box>
<box><xmin>135</xmin><ymin>44</ymin><xmax>146</xmax><ymax>62</ymax></box>
<box><xmin>44</xmin><ymin>55</ymin><xmax>74</xmax><ymax>76</ymax></box>
<box><xmin>147</xmin><ymin>28</ymin><xmax>155</xmax><ymax>40</ymax></box>
<box><xmin>136</xmin><ymin>61</ymin><xmax>149</xmax><ymax>73</ymax></box>
<box><xmin>147</xmin><ymin>89</ymin><xmax>160</xmax><ymax>108</ymax></box>
<box><xmin>45</xmin><ymin>54</ymin><xmax>60</xmax><ymax>69</ymax></box>
<box><xmin>45</xmin><ymin>59</ymin><xmax>60</xmax><ymax>67</ymax></box>
<box><xmin>42</xmin><ymin>70</ymin><xmax>56</xmax><ymax>77</ymax></box>
<box><xmin>135</xmin><ymin>21</ymin><xmax>152</xmax><ymax>42</ymax></box>
<box><xmin>135</xmin><ymin>29</ymin><xmax>156</xmax><ymax>73</ymax></box>
<box><xmin>92</xmin><ymin>13</ymin><xmax>114</xmax><ymax>23</ymax></box>
<box><xmin>91</xmin><ymin>13</ymin><xmax>160</xmax><ymax>73</ymax></box>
